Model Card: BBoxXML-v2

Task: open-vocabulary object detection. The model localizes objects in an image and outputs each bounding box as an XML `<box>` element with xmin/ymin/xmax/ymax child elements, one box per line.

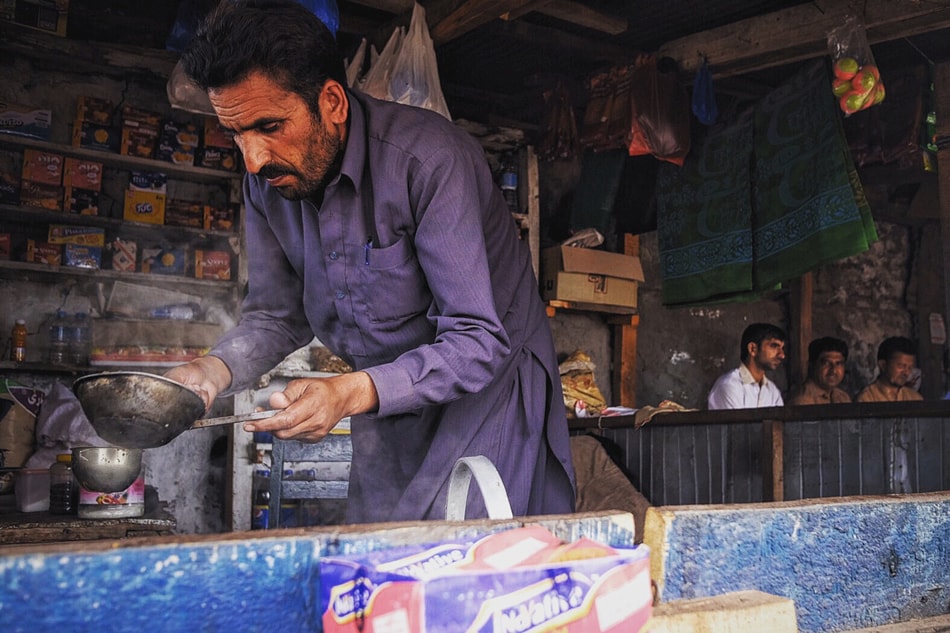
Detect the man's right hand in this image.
<box><xmin>164</xmin><ymin>355</ymin><xmax>233</xmax><ymax>410</ymax></box>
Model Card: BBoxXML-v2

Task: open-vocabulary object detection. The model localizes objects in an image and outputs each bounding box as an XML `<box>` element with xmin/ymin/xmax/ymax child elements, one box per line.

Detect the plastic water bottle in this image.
<box><xmin>68</xmin><ymin>312</ymin><xmax>91</xmax><ymax>366</ymax></box>
<box><xmin>48</xmin><ymin>310</ymin><xmax>69</xmax><ymax>366</ymax></box>
<box><xmin>500</xmin><ymin>152</ymin><xmax>519</xmax><ymax>214</ymax></box>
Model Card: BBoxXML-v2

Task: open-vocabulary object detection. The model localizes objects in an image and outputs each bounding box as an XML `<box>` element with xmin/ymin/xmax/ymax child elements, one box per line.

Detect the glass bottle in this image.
<box><xmin>49</xmin><ymin>453</ymin><xmax>77</xmax><ymax>515</ymax></box>
<box><xmin>10</xmin><ymin>319</ymin><xmax>27</xmax><ymax>363</ymax></box>
<box><xmin>251</xmin><ymin>468</ymin><xmax>271</xmax><ymax>530</ymax></box>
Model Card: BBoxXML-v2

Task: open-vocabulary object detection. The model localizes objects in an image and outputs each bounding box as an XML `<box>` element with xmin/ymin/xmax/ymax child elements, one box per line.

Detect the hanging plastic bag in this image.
<box><xmin>345</xmin><ymin>37</ymin><xmax>368</xmax><ymax>88</ymax></box>
<box><xmin>627</xmin><ymin>54</ymin><xmax>691</xmax><ymax>166</ymax></box>
<box><xmin>167</xmin><ymin>59</ymin><xmax>215</xmax><ymax>114</ymax></box>
<box><xmin>691</xmin><ymin>57</ymin><xmax>718</xmax><ymax>126</ymax></box>
<box><xmin>827</xmin><ymin>15</ymin><xmax>885</xmax><ymax>116</ymax></box>
<box><xmin>360</xmin><ymin>26</ymin><xmax>405</xmax><ymax>101</ymax></box>
<box><xmin>387</xmin><ymin>2</ymin><xmax>451</xmax><ymax>120</ymax></box>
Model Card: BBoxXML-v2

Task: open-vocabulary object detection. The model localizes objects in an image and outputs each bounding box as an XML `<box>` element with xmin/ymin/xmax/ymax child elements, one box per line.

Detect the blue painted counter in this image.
<box><xmin>0</xmin><ymin>510</ymin><xmax>636</xmax><ymax>633</ymax></box>
<box><xmin>644</xmin><ymin>492</ymin><xmax>950</xmax><ymax>633</ymax></box>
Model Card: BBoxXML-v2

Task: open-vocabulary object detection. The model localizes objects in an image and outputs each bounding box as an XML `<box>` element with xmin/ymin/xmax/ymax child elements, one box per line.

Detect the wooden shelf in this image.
<box><xmin>0</xmin><ymin>134</ymin><xmax>242</xmax><ymax>183</ymax></box>
<box><xmin>0</xmin><ymin>259</ymin><xmax>239</xmax><ymax>291</ymax></box>
<box><xmin>545</xmin><ymin>299</ymin><xmax>638</xmax><ymax>319</ymax></box>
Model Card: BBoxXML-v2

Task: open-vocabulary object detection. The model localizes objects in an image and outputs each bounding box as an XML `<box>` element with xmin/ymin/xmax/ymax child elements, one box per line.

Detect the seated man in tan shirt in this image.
<box><xmin>856</xmin><ymin>336</ymin><xmax>924</xmax><ymax>402</ymax></box>
<box><xmin>790</xmin><ymin>337</ymin><xmax>851</xmax><ymax>405</ymax></box>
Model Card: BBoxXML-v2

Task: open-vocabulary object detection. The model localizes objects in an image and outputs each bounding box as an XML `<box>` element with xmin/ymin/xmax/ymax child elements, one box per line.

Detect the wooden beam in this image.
<box><xmin>498</xmin><ymin>19</ymin><xmax>633</xmax><ymax>63</ymax></box>
<box><xmin>429</xmin><ymin>0</ymin><xmax>538</xmax><ymax>45</ymax></box>
<box><xmin>762</xmin><ymin>420</ymin><xmax>784</xmax><ymax>502</ymax></box>
<box><xmin>789</xmin><ymin>272</ymin><xmax>813</xmax><ymax>392</ymax></box>
<box><xmin>659</xmin><ymin>0</ymin><xmax>950</xmax><ymax>78</ymax></box>
<box><xmin>505</xmin><ymin>0</ymin><xmax>626</xmax><ymax>35</ymax></box>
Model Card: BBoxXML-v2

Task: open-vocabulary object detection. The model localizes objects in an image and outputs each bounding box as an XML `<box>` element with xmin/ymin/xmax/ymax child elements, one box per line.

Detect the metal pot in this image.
<box><xmin>73</xmin><ymin>371</ymin><xmax>277</xmax><ymax>449</ymax></box>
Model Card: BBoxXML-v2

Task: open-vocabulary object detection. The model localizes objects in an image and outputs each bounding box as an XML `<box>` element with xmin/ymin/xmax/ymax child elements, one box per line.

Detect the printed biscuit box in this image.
<box><xmin>123</xmin><ymin>171</ymin><xmax>167</xmax><ymax>225</ymax></box>
<box><xmin>0</xmin><ymin>100</ymin><xmax>52</xmax><ymax>141</ymax></box>
<box><xmin>320</xmin><ymin>525</ymin><xmax>652</xmax><ymax>633</ymax></box>
<box><xmin>195</xmin><ymin>249</ymin><xmax>231</xmax><ymax>280</ymax></box>
<box><xmin>21</xmin><ymin>148</ymin><xmax>64</xmax><ymax>186</ymax></box>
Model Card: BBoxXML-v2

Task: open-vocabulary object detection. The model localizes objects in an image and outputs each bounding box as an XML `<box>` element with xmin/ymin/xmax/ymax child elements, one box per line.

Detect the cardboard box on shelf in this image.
<box><xmin>541</xmin><ymin>245</ymin><xmax>644</xmax><ymax>309</ymax></box>
<box><xmin>156</xmin><ymin>119</ymin><xmax>200</xmax><ymax>166</ymax></box>
<box><xmin>64</xmin><ymin>186</ymin><xmax>99</xmax><ymax>215</ymax></box>
<box><xmin>123</xmin><ymin>171</ymin><xmax>167</xmax><ymax>225</ymax></box>
<box><xmin>164</xmin><ymin>199</ymin><xmax>204</xmax><ymax>228</ymax></box>
<box><xmin>75</xmin><ymin>96</ymin><xmax>114</xmax><ymax>124</ymax></box>
<box><xmin>0</xmin><ymin>100</ymin><xmax>52</xmax><ymax>140</ymax></box>
<box><xmin>63</xmin><ymin>157</ymin><xmax>103</xmax><ymax>191</ymax></box>
<box><xmin>0</xmin><ymin>233</ymin><xmax>10</xmax><ymax>260</ymax></box>
<box><xmin>141</xmin><ymin>246</ymin><xmax>185</xmax><ymax>276</ymax></box>
<box><xmin>5</xmin><ymin>0</ymin><xmax>69</xmax><ymax>36</ymax></box>
<box><xmin>72</xmin><ymin>120</ymin><xmax>120</xmax><ymax>153</ymax></box>
<box><xmin>21</xmin><ymin>148</ymin><xmax>63</xmax><ymax>186</ymax></box>
<box><xmin>47</xmin><ymin>224</ymin><xmax>105</xmax><ymax>247</ymax></box>
<box><xmin>26</xmin><ymin>239</ymin><xmax>61</xmax><ymax>265</ymax></box>
<box><xmin>108</xmin><ymin>238</ymin><xmax>137</xmax><ymax>272</ymax></box>
<box><xmin>63</xmin><ymin>243</ymin><xmax>101</xmax><ymax>269</ymax></box>
<box><xmin>0</xmin><ymin>149</ymin><xmax>20</xmax><ymax>205</ymax></box>
<box><xmin>194</xmin><ymin>249</ymin><xmax>231</xmax><ymax>280</ymax></box>
<box><xmin>19</xmin><ymin>180</ymin><xmax>62</xmax><ymax>211</ymax></box>
<box><xmin>203</xmin><ymin>202</ymin><xmax>236</xmax><ymax>231</ymax></box>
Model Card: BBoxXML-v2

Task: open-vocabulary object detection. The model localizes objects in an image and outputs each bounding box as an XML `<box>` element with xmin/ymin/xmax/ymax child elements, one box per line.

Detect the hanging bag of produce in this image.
<box><xmin>827</xmin><ymin>15</ymin><xmax>885</xmax><ymax>116</ymax></box>
<box><xmin>627</xmin><ymin>54</ymin><xmax>691</xmax><ymax>166</ymax></box>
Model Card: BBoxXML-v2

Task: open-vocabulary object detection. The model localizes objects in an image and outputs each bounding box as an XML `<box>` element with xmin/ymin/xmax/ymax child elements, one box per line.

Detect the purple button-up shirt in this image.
<box><xmin>210</xmin><ymin>91</ymin><xmax>575</xmax><ymax>522</ymax></box>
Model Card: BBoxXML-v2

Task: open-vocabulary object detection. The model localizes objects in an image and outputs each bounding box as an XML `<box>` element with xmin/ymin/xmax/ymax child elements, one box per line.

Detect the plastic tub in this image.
<box><xmin>15</xmin><ymin>468</ymin><xmax>50</xmax><ymax>512</ymax></box>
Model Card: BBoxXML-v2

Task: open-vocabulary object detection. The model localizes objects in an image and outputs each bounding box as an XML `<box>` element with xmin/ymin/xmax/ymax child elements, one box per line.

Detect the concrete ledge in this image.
<box><xmin>0</xmin><ymin>510</ymin><xmax>636</xmax><ymax>633</ymax></box>
<box><xmin>842</xmin><ymin>614</ymin><xmax>950</xmax><ymax>632</ymax></box>
<box><xmin>645</xmin><ymin>590</ymin><xmax>798</xmax><ymax>633</ymax></box>
<box><xmin>644</xmin><ymin>493</ymin><xmax>950</xmax><ymax>633</ymax></box>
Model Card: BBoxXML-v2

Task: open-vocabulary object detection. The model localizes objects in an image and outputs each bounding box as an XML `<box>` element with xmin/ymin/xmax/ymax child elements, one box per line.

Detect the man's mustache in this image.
<box><xmin>258</xmin><ymin>164</ymin><xmax>297</xmax><ymax>180</ymax></box>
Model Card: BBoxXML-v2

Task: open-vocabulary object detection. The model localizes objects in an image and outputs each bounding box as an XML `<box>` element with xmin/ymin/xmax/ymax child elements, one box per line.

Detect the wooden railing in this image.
<box><xmin>569</xmin><ymin>401</ymin><xmax>950</xmax><ymax>505</ymax></box>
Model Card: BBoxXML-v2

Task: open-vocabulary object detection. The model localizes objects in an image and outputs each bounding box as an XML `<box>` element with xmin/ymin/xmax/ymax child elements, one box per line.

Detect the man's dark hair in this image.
<box><xmin>877</xmin><ymin>336</ymin><xmax>917</xmax><ymax>362</ymax></box>
<box><xmin>807</xmin><ymin>336</ymin><xmax>848</xmax><ymax>375</ymax></box>
<box><xmin>180</xmin><ymin>0</ymin><xmax>346</xmax><ymax>115</ymax></box>
<box><xmin>740</xmin><ymin>322</ymin><xmax>787</xmax><ymax>362</ymax></box>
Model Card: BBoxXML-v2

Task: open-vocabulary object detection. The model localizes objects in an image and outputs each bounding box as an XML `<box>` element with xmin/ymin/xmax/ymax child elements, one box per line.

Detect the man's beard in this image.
<box><xmin>260</xmin><ymin>118</ymin><xmax>343</xmax><ymax>201</ymax></box>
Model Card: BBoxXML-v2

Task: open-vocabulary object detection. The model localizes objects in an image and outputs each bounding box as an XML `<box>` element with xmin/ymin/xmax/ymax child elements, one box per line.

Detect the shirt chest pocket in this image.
<box><xmin>357</xmin><ymin>232</ymin><xmax>432</xmax><ymax>325</ymax></box>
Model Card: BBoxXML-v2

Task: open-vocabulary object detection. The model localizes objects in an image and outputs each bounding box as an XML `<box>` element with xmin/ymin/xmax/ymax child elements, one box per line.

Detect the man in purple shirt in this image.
<box><xmin>166</xmin><ymin>0</ymin><xmax>576</xmax><ymax>523</ymax></box>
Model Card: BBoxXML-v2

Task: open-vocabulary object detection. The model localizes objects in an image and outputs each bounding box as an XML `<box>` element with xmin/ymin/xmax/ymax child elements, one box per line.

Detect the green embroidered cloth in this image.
<box><xmin>656</xmin><ymin>61</ymin><xmax>876</xmax><ymax>307</ymax></box>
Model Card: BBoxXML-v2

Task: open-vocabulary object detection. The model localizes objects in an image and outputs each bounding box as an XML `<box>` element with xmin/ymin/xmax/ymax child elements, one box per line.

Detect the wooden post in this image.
<box><xmin>608</xmin><ymin>234</ymin><xmax>641</xmax><ymax>408</ymax></box>
<box><xmin>935</xmin><ymin>61</ymin><xmax>950</xmax><ymax>396</ymax></box>
<box><xmin>788</xmin><ymin>272</ymin><xmax>813</xmax><ymax>391</ymax></box>
<box><xmin>762</xmin><ymin>419</ymin><xmax>784</xmax><ymax>501</ymax></box>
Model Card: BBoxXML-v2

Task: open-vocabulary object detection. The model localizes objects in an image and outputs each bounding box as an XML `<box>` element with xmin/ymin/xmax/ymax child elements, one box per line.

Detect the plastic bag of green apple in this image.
<box><xmin>827</xmin><ymin>14</ymin><xmax>884</xmax><ymax>116</ymax></box>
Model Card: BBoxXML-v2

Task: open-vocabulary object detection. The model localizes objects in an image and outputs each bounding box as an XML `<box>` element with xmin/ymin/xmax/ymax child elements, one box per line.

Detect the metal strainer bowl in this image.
<box><xmin>72</xmin><ymin>446</ymin><xmax>143</xmax><ymax>493</ymax></box>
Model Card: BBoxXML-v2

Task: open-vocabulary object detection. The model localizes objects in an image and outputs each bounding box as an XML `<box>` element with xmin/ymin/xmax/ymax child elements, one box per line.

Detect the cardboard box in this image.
<box><xmin>0</xmin><ymin>233</ymin><xmax>10</xmax><ymax>260</ymax></box>
<box><xmin>0</xmin><ymin>148</ymin><xmax>21</xmax><ymax>205</ymax></box>
<box><xmin>202</xmin><ymin>116</ymin><xmax>236</xmax><ymax>149</ymax></box>
<box><xmin>6</xmin><ymin>0</ymin><xmax>69</xmax><ymax>36</ymax></box>
<box><xmin>156</xmin><ymin>119</ymin><xmax>200</xmax><ymax>166</ymax></box>
<box><xmin>47</xmin><ymin>224</ymin><xmax>105</xmax><ymax>247</ymax></box>
<box><xmin>203</xmin><ymin>202</ymin><xmax>236</xmax><ymax>231</ymax></box>
<box><xmin>123</xmin><ymin>171</ymin><xmax>167</xmax><ymax>224</ymax></box>
<box><xmin>64</xmin><ymin>186</ymin><xmax>99</xmax><ymax>215</ymax></box>
<box><xmin>194</xmin><ymin>249</ymin><xmax>231</xmax><ymax>280</ymax></box>
<box><xmin>0</xmin><ymin>100</ymin><xmax>52</xmax><ymax>140</ymax></box>
<box><xmin>541</xmin><ymin>246</ymin><xmax>644</xmax><ymax>308</ymax></box>
<box><xmin>21</xmin><ymin>148</ymin><xmax>63</xmax><ymax>186</ymax></box>
<box><xmin>196</xmin><ymin>146</ymin><xmax>238</xmax><ymax>171</ymax></box>
<box><xmin>164</xmin><ymin>199</ymin><xmax>204</xmax><ymax>228</ymax></box>
<box><xmin>63</xmin><ymin>243</ymin><xmax>101</xmax><ymax>269</ymax></box>
<box><xmin>75</xmin><ymin>96</ymin><xmax>114</xmax><ymax>125</ymax></box>
<box><xmin>63</xmin><ymin>157</ymin><xmax>102</xmax><ymax>191</ymax></box>
<box><xmin>26</xmin><ymin>239</ymin><xmax>60</xmax><ymax>265</ymax></box>
<box><xmin>72</xmin><ymin>120</ymin><xmax>120</xmax><ymax>153</ymax></box>
<box><xmin>108</xmin><ymin>238</ymin><xmax>136</xmax><ymax>272</ymax></box>
<box><xmin>19</xmin><ymin>180</ymin><xmax>62</xmax><ymax>211</ymax></box>
<box><xmin>320</xmin><ymin>526</ymin><xmax>652</xmax><ymax>633</ymax></box>
<box><xmin>141</xmin><ymin>246</ymin><xmax>185</xmax><ymax>276</ymax></box>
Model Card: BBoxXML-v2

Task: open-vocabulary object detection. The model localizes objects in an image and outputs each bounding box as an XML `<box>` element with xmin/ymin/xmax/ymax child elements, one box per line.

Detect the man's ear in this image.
<box><xmin>747</xmin><ymin>342</ymin><xmax>758</xmax><ymax>358</ymax></box>
<box><xmin>877</xmin><ymin>358</ymin><xmax>887</xmax><ymax>374</ymax></box>
<box><xmin>320</xmin><ymin>79</ymin><xmax>349</xmax><ymax>125</ymax></box>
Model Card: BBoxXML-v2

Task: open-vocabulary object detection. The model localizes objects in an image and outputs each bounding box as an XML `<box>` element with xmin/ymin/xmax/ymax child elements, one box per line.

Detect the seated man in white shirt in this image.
<box><xmin>708</xmin><ymin>323</ymin><xmax>787</xmax><ymax>409</ymax></box>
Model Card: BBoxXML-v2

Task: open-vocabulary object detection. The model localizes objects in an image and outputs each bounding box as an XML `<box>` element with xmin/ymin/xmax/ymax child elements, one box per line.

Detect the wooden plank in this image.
<box><xmin>788</xmin><ymin>272</ymin><xmax>813</xmax><ymax>392</ymax></box>
<box><xmin>693</xmin><ymin>424</ymin><xmax>712</xmax><ymax>504</ymax></box>
<box><xmin>819</xmin><ymin>417</ymin><xmax>840</xmax><ymax>497</ymax></box>
<box><xmin>860</xmin><ymin>419</ymin><xmax>886</xmax><ymax>494</ymax></box>
<box><xmin>838</xmin><ymin>418</ymin><xmax>862</xmax><ymax>496</ymax></box>
<box><xmin>783</xmin><ymin>420</ymin><xmax>804</xmax><ymax>500</ymax></box>
<box><xmin>511</xmin><ymin>0</ymin><xmax>627</xmax><ymax>35</ymax></box>
<box><xmin>914</xmin><ymin>418</ymin><xmax>943</xmax><ymax>493</ymax></box>
<box><xmin>659</xmin><ymin>0</ymin><xmax>950</xmax><ymax>78</ymax></box>
<box><xmin>430</xmin><ymin>0</ymin><xmax>537</xmax><ymax>45</ymax></box>
<box><xmin>612</xmin><ymin>314</ymin><xmax>639</xmax><ymax>408</ymax></box>
<box><xmin>524</xmin><ymin>145</ymin><xmax>540</xmax><ymax>279</ymax></box>
<box><xmin>762</xmin><ymin>419</ymin><xmax>784</xmax><ymax>501</ymax></box>
<box><xmin>799</xmin><ymin>420</ymin><xmax>823</xmax><ymax>498</ymax></box>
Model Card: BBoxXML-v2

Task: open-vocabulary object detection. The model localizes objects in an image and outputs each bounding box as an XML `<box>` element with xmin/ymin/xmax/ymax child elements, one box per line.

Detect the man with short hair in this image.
<box><xmin>707</xmin><ymin>323</ymin><xmax>787</xmax><ymax>409</ymax></box>
<box><xmin>790</xmin><ymin>337</ymin><xmax>852</xmax><ymax>405</ymax></box>
<box><xmin>165</xmin><ymin>0</ymin><xmax>576</xmax><ymax>523</ymax></box>
<box><xmin>856</xmin><ymin>336</ymin><xmax>923</xmax><ymax>402</ymax></box>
